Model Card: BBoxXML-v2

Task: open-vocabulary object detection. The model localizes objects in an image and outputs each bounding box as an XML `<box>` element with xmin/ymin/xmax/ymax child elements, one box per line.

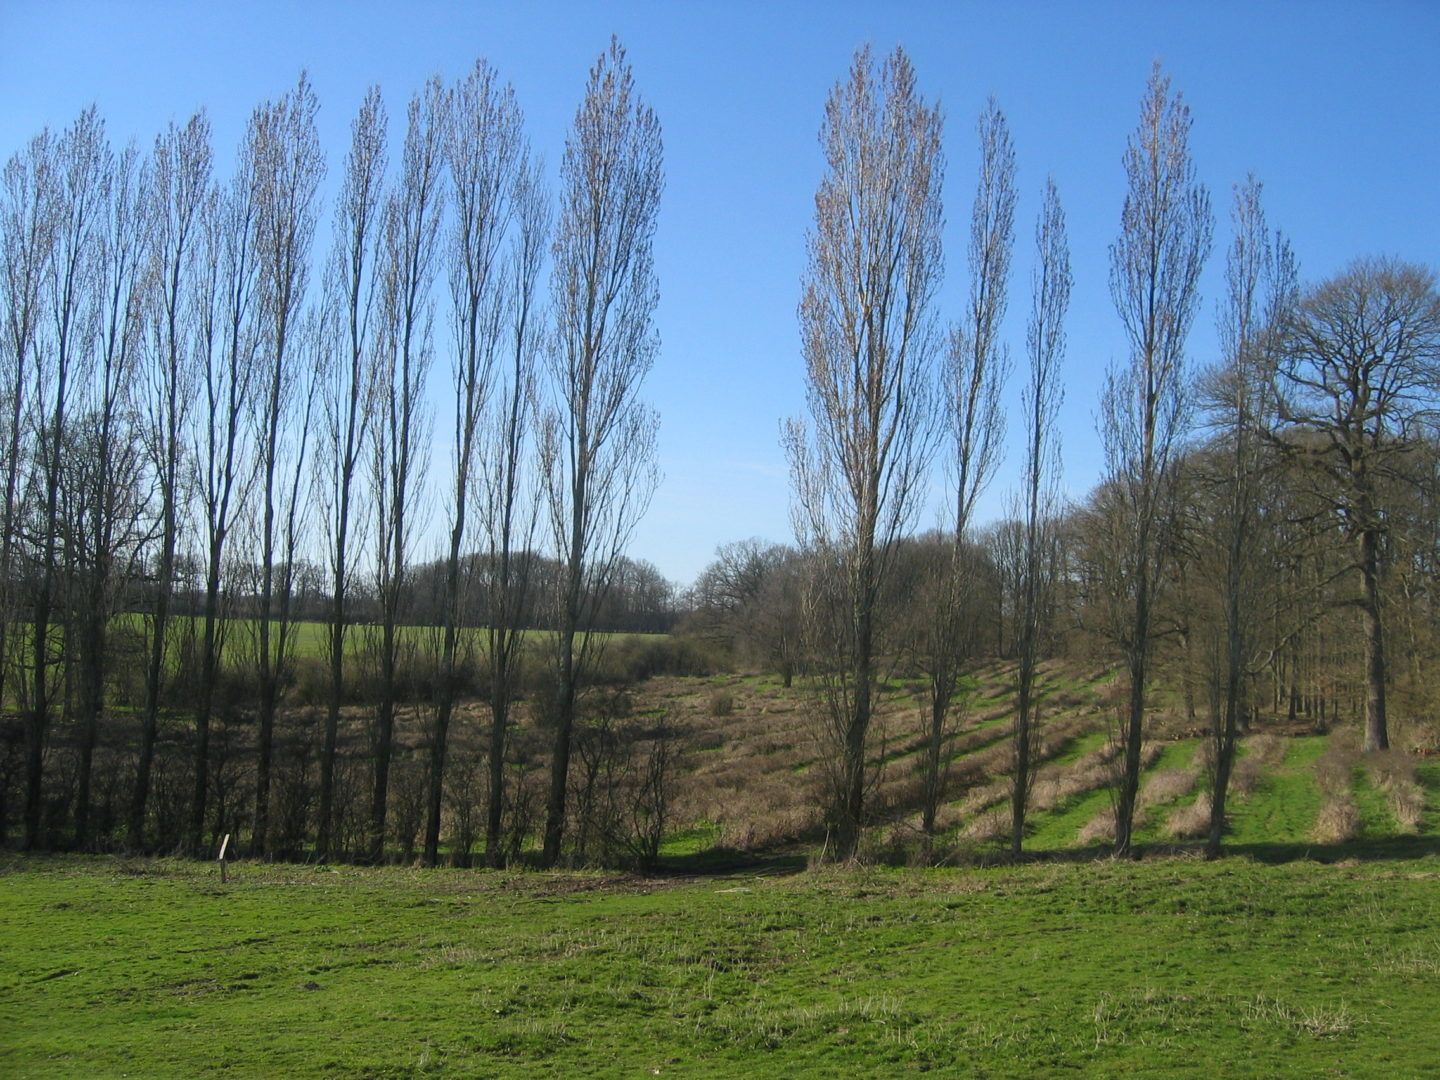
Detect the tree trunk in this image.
<box><xmin>423</xmin><ymin>626</ymin><xmax>457</xmax><ymax>867</ymax></box>
<box><xmin>484</xmin><ymin>680</ymin><xmax>509</xmax><ymax>868</ymax></box>
<box><xmin>1207</xmin><ymin>602</ymin><xmax>1244</xmax><ymax>859</ymax></box>
<box><xmin>190</xmin><ymin>543</ymin><xmax>226</xmax><ymax>855</ymax></box>
<box><xmin>73</xmin><ymin>603</ymin><xmax>107</xmax><ymax>850</ymax></box>
<box><xmin>1011</xmin><ymin>656</ymin><xmax>1034</xmax><ymax>859</ymax></box>
<box><xmin>542</xmin><ymin>614</ymin><xmax>578</xmax><ymax>868</ymax></box>
<box><xmin>317</xmin><ymin>609</ymin><xmax>344</xmax><ymax>861</ymax></box>
<box><xmin>836</xmin><ymin>588</ymin><xmax>873</xmax><ymax>862</ymax></box>
<box><xmin>919</xmin><ymin>678</ymin><xmax>948</xmax><ymax>854</ymax></box>
<box><xmin>424</xmin><ymin>510</ymin><xmax>467</xmax><ymax>867</ymax></box>
<box><xmin>24</xmin><ymin>551</ymin><xmax>59</xmax><ymax>851</ymax></box>
<box><xmin>1206</xmin><ymin>715</ymin><xmax>1235</xmax><ymax>860</ymax></box>
<box><xmin>253</xmin><ymin>672</ymin><xmax>276</xmax><ymax>856</ymax></box>
<box><xmin>542</xmin><ymin>478</ymin><xmax>587</xmax><ymax>869</ymax></box>
<box><xmin>132</xmin><ymin>518</ymin><xmax>175</xmax><ymax>850</ymax></box>
<box><xmin>369</xmin><ymin>620</ymin><xmax>397</xmax><ymax>864</ymax></box>
<box><xmin>1114</xmin><ymin>637</ymin><xmax>1147</xmax><ymax>858</ymax></box>
<box><xmin>1359</xmin><ymin>526</ymin><xmax>1389</xmax><ymax>752</ymax></box>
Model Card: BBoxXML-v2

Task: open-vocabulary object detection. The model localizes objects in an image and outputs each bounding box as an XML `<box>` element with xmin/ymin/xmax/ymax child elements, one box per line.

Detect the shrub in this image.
<box><xmin>1139</xmin><ymin>767</ymin><xmax>1196</xmax><ymax>809</ymax></box>
<box><xmin>1311</xmin><ymin>736</ymin><xmax>1360</xmax><ymax>844</ymax></box>
<box><xmin>289</xmin><ymin>656</ymin><xmax>331</xmax><ymax>708</ymax></box>
<box><xmin>590</xmin><ymin>635</ymin><xmax>727</xmax><ymax>685</ymax></box>
<box><xmin>1165</xmin><ymin>793</ymin><xmax>1212</xmax><ymax>840</ymax></box>
<box><xmin>1312</xmin><ymin>796</ymin><xmax>1359</xmax><ymax>844</ymax></box>
<box><xmin>1366</xmin><ymin>750</ymin><xmax>1425</xmax><ymax>833</ymax></box>
<box><xmin>566</xmin><ymin>695</ymin><xmax>681</xmax><ymax>871</ymax></box>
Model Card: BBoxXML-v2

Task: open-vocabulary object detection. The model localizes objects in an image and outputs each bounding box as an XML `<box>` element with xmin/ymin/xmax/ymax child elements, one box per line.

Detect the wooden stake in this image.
<box><xmin>218</xmin><ymin>833</ymin><xmax>231</xmax><ymax>884</ymax></box>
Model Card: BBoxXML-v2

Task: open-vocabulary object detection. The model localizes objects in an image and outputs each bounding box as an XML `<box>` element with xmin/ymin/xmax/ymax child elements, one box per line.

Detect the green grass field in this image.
<box><xmin>4</xmin><ymin>853</ymin><xmax>1439</xmax><ymax>1077</ymax></box>
<box><xmin>106</xmin><ymin>613</ymin><xmax>666</xmax><ymax>664</ymax></box>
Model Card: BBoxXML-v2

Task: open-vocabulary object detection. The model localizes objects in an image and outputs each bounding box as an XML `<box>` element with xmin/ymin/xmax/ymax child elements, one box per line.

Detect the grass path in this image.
<box><xmin>1050</xmin><ymin>729</ymin><xmax>1107</xmax><ymax>766</ymax></box>
<box><xmin>1352</xmin><ymin>767</ymin><xmax>1398</xmax><ymax>838</ymax></box>
<box><xmin>1026</xmin><ymin>785</ymin><xmax>1111</xmax><ymax>851</ymax></box>
<box><xmin>1225</xmin><ymin>735</ymin><xmax>1327</xmax><ymax>846</ymax></box>
<box><xmin>1023</xmin><ymin>738</ymin><xmax>1191</xmax><ymax>851</ymax></box>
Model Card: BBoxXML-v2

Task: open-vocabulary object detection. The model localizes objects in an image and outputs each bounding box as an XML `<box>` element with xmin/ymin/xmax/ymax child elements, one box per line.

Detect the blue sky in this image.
<box><xmin>3</xmin><ymin>1</ymin><xmax>1437</xmax><ymax>586</ymax></box>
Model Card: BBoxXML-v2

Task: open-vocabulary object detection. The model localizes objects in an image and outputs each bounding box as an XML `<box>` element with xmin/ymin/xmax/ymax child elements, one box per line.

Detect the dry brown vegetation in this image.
<box><xmin>1164</xmin><ymin>792</ymin><xmax>1212</xmax><ymax>839</ymax></box>
<box><xmin>629</xmin><ymin>660</ymin><xmax>1117</xmax><ymax>853</ymax></box>
<box><xmin>324</xmin><ymin>656</ymin><xmax>1430</xmax><ymax>864</ymax></box>
<box><xmin>640</xmin><ymin>674</ymin><xmax>819</xmax><ymax>850</ymax></box>
<box><xmin>1231</xmin><ymin>732</ymin><xmax>1289</xmax><ymax>796</ymax></box>
<box><xmin>1312</xmin><ymin>735</ymin><xmax>1361</xmax><ymax>844</ymax></box>
<box><xmin>208</xmin><ymin>653</ymin><xmax>1440</xmax><ymax>865</ymax></box>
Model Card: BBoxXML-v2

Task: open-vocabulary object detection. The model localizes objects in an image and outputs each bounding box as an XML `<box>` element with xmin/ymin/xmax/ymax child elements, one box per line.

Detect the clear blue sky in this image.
<box><xmin>3</xmin><ymin>1</ymin><xmax>1437</xmax><ymax>586</ymax></box>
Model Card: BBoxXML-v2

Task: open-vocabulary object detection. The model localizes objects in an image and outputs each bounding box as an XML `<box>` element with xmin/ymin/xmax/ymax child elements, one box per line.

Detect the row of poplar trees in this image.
<box><xmin>786</xmin><ymin>47</ymin><xmax>1440</xmax><ymax>862</ymax></box>
<box><xmin>0</xmin><ymin>38</ymin><xmax>663</xmax><ymax>864</ymax></box>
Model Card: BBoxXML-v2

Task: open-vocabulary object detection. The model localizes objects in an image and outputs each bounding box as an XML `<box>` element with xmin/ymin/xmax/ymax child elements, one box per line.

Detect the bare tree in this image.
<box><xmin>0</xmin><ymin>133</ymin><xmax>56</xmax><ymax>723</ymax></box>
<box><xmin>949</xmin><ymin>99</ymin><xmax>1015</xmax><ymax>556</ymax></box>
<box><xmin>315</xmin><ymin>87</ymin><xmax>386</xmax><ymax>861</ymax></box>
<box><xmin>1275</xmin><ymin>258</ymin><xmax>1440</xmax><ymax>752</ymax></box>
<box><xmin>1010</xmin><ymin>176</ymin><xmax>1070</xmax><ymax>856</ymax></box>
<box><xmin>189</xmin><ymin>130</ymin><xmax>261</xmax><ymax>855</ymax></box>
<box><xmin>247</xmin><ymin>74</ymin><xmax>324</xmax><ymax>856</ymax></box>
<box><xmin>25</xmin><ymin>109</ymin><xmax>107</xmax><ymax>850</ymax></box>
<box><xmin>480</xmin><ymin>153</ymin><xmax>547</xmax><ymax>867</ymax></box>
<box><xmin>72</xmin><ymin>138</ymin><xmax>151</xmax><ymax>848</ymax></box>
<box><xmin>423</xmin><ymin>61</ymin><xmax>528</xmax><ymax>867</ymax></box>
<box><xmin>915</xmin><ymin>98</ymin><xmax>1013</xmax><ymax>856</ymax></box>
<box><xmin>691</xmin><ymin>539</ymin><xmax>801</xmax><ymax>683</ymax></box>
<box><xmin>1201</xmin><ymin>177</ymin><xmax>1295</xmax><ymax>856</ymax></box>
<box><xmin>784</xmin><ymin>45</ymin><xmax>943</xmax><ymax>861</ymax></box>
<box><xmin>369</xmin><ymin>78</ymin><xmax>445</xmax><ymax>863</ymax></box>
<box><xmin>540</xmin><ymin>37</ymin><xmax>663</xmax><ymax>867</ymax></box>
<box><xmin>1101</xmin><ymin>63</ymin><xmax>1212</xmax><ymax>856</ymax></box>
<box><xmin>131</xmin><ymin>113</ymin><xmax>210</xmax><ymax>849</ymax></box>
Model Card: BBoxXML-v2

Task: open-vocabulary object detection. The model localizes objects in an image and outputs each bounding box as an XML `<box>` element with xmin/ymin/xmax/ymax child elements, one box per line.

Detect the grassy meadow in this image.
<box><xmin>4</xmin><ymin>853</ymin><xmax>1440</xmax><ymax>1077</ymax></box>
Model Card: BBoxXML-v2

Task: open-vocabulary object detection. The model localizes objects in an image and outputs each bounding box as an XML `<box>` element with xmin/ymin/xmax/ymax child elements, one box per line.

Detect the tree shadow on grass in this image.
<box><xmin>1019</xmin><ymin>835</ymin><xmax>1440</xmax><ymax>866</ymax></box>
<box><xmin>658</xmin><ymin>831</ymin><xmax>1440</xmax><ymax>877</ymax></box>
<box><xmin>657</xmin><ymin>847</ymin><xmax>808</xmax><ymax>876</ymax></box>
<box><xmin>1215</xmin><ymin>835</ymin><xmax>1440</xmax><ymax>864</ymax></box>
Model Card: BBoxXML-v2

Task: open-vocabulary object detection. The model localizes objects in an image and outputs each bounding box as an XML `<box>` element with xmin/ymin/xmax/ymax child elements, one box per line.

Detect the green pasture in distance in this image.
<box><xmin>102</xmin><ymin>614</ymin><xmax>665</xmax><ymax>664</ymax></box>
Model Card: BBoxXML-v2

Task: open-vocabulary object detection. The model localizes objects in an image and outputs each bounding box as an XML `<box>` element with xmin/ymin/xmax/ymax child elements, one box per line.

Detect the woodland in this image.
<box><xmin>1</xmin><ymin>41</ymin><xmax>1438</xmax><ymax>876</ymax></box>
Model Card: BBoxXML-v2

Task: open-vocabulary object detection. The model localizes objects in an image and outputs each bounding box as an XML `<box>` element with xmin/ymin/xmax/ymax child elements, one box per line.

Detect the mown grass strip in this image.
<box><xmin>1352</xmin><ymin>766</ymin><xmax>1398</xmax><ymax>838</ymax></box>
<box><xmin>1225</xmin><ymin>734</ymin><xmax>1327</xmax><ymax>847</ymax></box>
<box><xmin>1027</xmin><ymin>785</ymin><xmax>1112</xmax><ymax>851</ymax></box>
<box><xmin>1050</xmin><ymin>729</ymin><xmax>1107</xmax><ymax>766</ymax></box>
